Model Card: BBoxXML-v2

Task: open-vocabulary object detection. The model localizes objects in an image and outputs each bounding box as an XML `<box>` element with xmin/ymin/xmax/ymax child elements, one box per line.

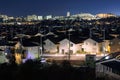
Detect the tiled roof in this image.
<box><xmin>96</xmin><ymin>52</ymin><xmax>120</xmax><ymax>62</ymax></box>
<box><xmin>20</xmin><ymin>40</ymin><xmax>39</xmax><ymax>47</ymax></box>
<box><xmin>102</xmin><ymin>60</ymin><xmax>120</xmax><ymax>71</ymax></box>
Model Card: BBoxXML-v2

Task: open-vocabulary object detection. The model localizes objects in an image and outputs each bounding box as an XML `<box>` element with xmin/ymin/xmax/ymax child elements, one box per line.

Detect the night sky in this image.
<box><xmin>0</xmin><ymin>0</ymin><xmax>120</xmax><ymax>17</ymax></box>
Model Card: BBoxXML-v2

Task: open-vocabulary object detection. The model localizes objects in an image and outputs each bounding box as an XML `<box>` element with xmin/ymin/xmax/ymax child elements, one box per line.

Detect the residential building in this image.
<box><xmin>109</xmin><ymin>37</ymin><xmax>120</xmax><ymax>53</ymax></box>
<box><xmin>82</xmin><ymin>38</ymin><xmax>103</xmax><ymax>54</ymax></box>
<box><xmin>59</xmin><ymin>37</ymin><xmax>82</xmax><ymax>54</ymax></box>
<box><xmin>96</xmin><ymin>52</ymin><xmax>120</xmax><ymax>80</ymax></box>
<box><xmin>14</xmin><ymin>40</ymin><xmax>39</xmax><ymax>64</ymax></box>
<box><xmin>0</xmin><ymin>14</ymin><xmax>8</xmax><ymax>21</ymax></box>
<box><xmin>44</xmin><ymin>35</ymin><xmax>63</xmax><ymax>54</ymax></box>
<box><xmin>0</xmin><ymin>49</ymin><xmax>7</xmax><ymax>63</ymax></box>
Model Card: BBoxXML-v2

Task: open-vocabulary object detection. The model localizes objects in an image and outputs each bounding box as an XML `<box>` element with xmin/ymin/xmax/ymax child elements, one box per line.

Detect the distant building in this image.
<box><xmin>71</xmin><ymin>13</ymin><xmax>96</xmax><ymax>20</ymax></box>
<box><xmin>8</xmin><ymin>16</ymin><xmax>14</xmax><ymax>20</ymax></box>
<box><xmin>0</xmin><ymin>14</ymin><xmax>9</xmax><ymax>21</ymax></box>
<box><xmin>38</xmin><ymin>16</ymin><xmax>43</xmax><ymax>20</ymax></box>
<box><xmin>0</xmin><ymin>18</ymin><xmax>3</xmax><ymax>22</ymax></box>
<box><xmin>27</xmin><ymin>15</ymin><xmax>38</xmax><ymax>21</ymax></box>
<box><xmin>45</xmin><ymin>15</ymin><xmax>52</xmax><ymax>20</ymax></box>
<box><xmin>53</xmin><ymin>16</ymin><xmax>64</xmax><ymax>20</ymax></box>
<box><xmin>44</xmin><ymin>39</ymin><xmax>58</xmax><ymax>53</ymax></box>
<box><xmin>96</xmin><ymin>13</ymin><xmax>116</xmax><ymax>18</ymax></box>
<box><xmin>67</xmin><ymin>12</ymin><xmax>70</xmax><ymax>17</ymax></box>
<box><xmin>15</xmin><ymin>17</ymin><xmax>24</xmax><ymax>22</ymax></box>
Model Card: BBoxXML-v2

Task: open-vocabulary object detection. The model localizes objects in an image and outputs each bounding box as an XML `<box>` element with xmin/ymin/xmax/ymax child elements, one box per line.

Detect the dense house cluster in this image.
<box><xmin>0</xmin><ymin>17</ymin><xmax>120</xmax><ymax>63</ymax></box>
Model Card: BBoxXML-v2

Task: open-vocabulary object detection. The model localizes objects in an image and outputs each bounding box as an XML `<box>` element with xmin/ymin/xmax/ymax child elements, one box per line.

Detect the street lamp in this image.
<box><xmin>40</xmin><ymin>34</ymin><xmax>44</xmax><ymax>59</ymax></box>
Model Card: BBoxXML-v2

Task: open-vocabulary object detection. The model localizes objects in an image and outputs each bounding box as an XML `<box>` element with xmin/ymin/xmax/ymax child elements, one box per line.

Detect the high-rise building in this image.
<box><xmin>38</xmin><ymin>16</ymin><xmax>43</xmax><ymax>20</ymax></box>
<box><xmin>0</xmin><ymin>14</ymin><xmax>9</xmax><ymax>21</ymax></box>
<box><xmin>67</xmin><ymin>12</ymin><xmax>70</xmax><ymax>17</ymax></box>
<box><xmin>45</xmin><ymin>15</ymin><xmax>52</xmax><ymax>20</ymax></box>
<box><xmin>27</xmin><ymin>15</ymin><xmax>38</xmax><ymax>21</ymax></box>
<box><xmin>71</xmin><ymin>13</ymin><xmax>96</xmax><ymax>20</ymax></box>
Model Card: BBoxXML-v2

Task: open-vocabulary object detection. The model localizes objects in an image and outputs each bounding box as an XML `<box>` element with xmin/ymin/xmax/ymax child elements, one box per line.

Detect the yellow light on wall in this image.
<box><xmin>15</xmin><ymin>53</ymin><xmax>22</xmax><ymax>64</ymax></box>
<box><xmin>107</xmin><ymin>45</ymin><xmax>110</xmax><ymax>53</ymax></box>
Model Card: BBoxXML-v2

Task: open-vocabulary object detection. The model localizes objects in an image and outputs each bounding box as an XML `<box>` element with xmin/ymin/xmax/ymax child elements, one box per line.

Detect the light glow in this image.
<box><xmin>15</xmin><ymin>53</ymin><xmax>22</xmax><ymax>64</ymax></box>
<box><xmin>105</xmin><ymin>56</ymin><xmax>110</xmax><ymax>59</ymax></box>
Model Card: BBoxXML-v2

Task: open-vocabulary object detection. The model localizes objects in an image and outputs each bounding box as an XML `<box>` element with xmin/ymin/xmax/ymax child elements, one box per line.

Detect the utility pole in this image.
<box><xmin>68</xmin><ymin>28</ymin><xmax>74</xmax><ymax>60</ymax></box>
<box><xmin>103</xmin><ymin>27</ymin><xmax>106</xmax><ymax>57</ymax></box>
<box><xmin>68</xmin><ymin>30</ymin><xmax>70</xmax><ymax>60</ymax></box>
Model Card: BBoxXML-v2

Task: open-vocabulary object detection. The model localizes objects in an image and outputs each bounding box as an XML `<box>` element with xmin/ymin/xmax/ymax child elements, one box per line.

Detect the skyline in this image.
<box><xmin>0</xmin><ymin>0</ymin><xmax>120</xmax><ymax>16</ymax></box>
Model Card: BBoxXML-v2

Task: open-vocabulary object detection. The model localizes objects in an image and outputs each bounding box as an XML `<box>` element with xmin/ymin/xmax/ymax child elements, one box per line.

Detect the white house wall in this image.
<box><xmin>59</xmin><ymin>39</ymin><xmax>71</xmax><ymax>54</ymax></box>
<box><xmin>59</xmin><ymin>39</ymin><xmax>81</xmax><ymax>54</ymax></box>
<box><xmin>25</xmin><ymin>46</ymin><xmax>39</xmax><ymax>59</ymax></box>
<box><xmin>0</xmin><ymin>51</ymin><xmax>8</xmax><ymax>63</ymax></box>
<box><xmin>82</xmin><ymin>38</ymin><xmax>99</xmax><ymax>54</ymax></box>
<box><xmin>44</xmin><ymin>39</ymin><xmax>57</xmax><ymax>53</ymax></box>
<box><xmin>0</xmin><ymin>46</ymin><xmax>6</xmax><ymax>50</ymax></box>
<box><xmin>75</xmin><ymin>44</ymin><xmax>82</xmax><ymax>52</ymax></box>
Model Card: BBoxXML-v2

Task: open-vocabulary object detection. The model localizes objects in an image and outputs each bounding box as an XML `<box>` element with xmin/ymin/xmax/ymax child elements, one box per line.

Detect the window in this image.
<box><xmin>86</xmin><ymin>42</ymin><xmax>88</xmax><ymax>45</ymax></box>
<box><xmin>82</xmin><ymin>48</ymin><xmax>84</xmax><ymax>52</ymax></box>
<box><xmin>70</xmin><ymin>44</ymin><xmax>73</xmax><ymax>47</ymax></box>
<box><xmin>94</xmin><ymin>43</ymin><xmax>96</xmax><ymax>46</ymax></box>
<box><xmin>62</xmin><ymin>49</ymin><xmax>64</xmax><ymax>54</ymax></box>
<box><xmin>110</xmin><ymin>42</ymin><xmax>113</xmax><ymax>44</ymax></box>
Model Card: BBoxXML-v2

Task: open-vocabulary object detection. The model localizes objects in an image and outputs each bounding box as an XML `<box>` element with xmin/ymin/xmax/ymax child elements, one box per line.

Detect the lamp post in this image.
<box><xmin>40</xmin><ymin>34</ymin><xmax>44</xmax><ymax>59</ymax></box>
<box><xmin>68</xmin><ymin>30</ymin><xmax>70</xmax><ymax>60</ymax></box>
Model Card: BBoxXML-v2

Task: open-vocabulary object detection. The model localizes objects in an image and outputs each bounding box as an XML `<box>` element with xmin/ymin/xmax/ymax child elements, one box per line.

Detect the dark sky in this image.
<box><xmin>0</xmin><ymin>0</ymin><xmax>120</xmax><ymax>17</ymax></box>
